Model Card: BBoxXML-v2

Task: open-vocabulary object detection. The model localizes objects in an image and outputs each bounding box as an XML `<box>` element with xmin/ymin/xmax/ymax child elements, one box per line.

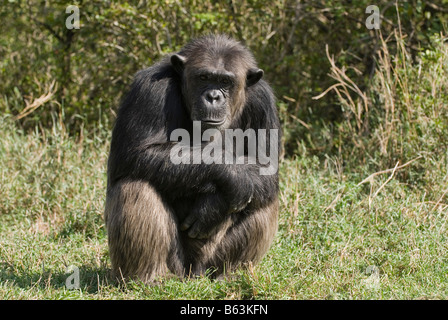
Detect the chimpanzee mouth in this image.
<box><xmin>201</xmin><ymin>118</ymin><xmax>226</xmax><ymax>126</ymax></box>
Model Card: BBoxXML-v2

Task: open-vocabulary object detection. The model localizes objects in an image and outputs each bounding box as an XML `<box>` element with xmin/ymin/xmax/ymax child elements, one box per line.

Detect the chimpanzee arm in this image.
<box><xmin>232</xmin><ymin>79</ymin><xmax>281</xmax><ymax>211</ymax></box>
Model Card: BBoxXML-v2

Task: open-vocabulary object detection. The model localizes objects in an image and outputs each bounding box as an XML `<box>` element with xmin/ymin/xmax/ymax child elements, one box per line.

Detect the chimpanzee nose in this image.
<box><xmin>206</xmin><ymin>90</ymin><xmax>222</xmax><ymax>102</ymax></box>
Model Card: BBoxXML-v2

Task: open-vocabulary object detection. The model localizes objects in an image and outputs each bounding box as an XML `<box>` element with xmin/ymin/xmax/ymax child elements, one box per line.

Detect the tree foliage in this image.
<box><xmin>1</xmin><ymin>0</ymin><xmax>447</xmax><ymax>157</ymax></box>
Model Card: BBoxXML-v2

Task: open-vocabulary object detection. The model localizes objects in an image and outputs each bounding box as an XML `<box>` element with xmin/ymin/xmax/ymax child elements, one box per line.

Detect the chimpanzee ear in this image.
<box><xmin>246</xmin><ymin>68</ymin><xmax>264</xmax><ymax>87</ymax></box>
<box><xmin>171</xmin><ymin>54</ymin><xmax>187</xmax><ymax>75</ymax></box>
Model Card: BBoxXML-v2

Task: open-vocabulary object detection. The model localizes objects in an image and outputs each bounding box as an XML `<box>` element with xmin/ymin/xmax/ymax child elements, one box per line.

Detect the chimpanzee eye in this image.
<box><xmin>221</xmin><ymin>78</ymin><xmax>230</xmax><ymax>85</ymax></box>
<box><xmin>199</xmin><ymin>75</ymin><xmax>208</xmax><ymax>81</ymax></box>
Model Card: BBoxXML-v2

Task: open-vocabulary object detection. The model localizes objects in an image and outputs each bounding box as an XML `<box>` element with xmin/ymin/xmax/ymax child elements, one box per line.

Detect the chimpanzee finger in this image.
<box><xmin>196</xmin><ymin>226</ymin><xmax>218</xmax><ymax>239</ymax></box>
<box><xmin>180</xmin><ymin>212</ymin><xmax>199</xmax><ymax>231</ymax></box>
<box><xmin>187</xmin><ymin>220</ymin><xmax>203</xmax><ymax>238</ymax></box>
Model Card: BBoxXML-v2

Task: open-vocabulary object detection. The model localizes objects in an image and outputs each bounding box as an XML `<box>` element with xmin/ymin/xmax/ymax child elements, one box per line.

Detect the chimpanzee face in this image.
<box><xmin>184</xmin><ymin>58</ymin><xmax>235</xmax><ymax>128</ymax></box>
<box><xmin>171</xmin><ymin>53</ymin><xmax>263</xmax><ymax>130</ymax></box>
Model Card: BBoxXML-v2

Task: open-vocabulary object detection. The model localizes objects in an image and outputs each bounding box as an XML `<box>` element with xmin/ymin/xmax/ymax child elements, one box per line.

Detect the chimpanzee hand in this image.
<box><xmin>180</xmin><ymin>193</ymin><xmax>230</xmax><ymax>239</ymax></box>
<box><xmin>220</xmin><ymin>163</ymin><xmax>257</xmax><ymax>213</ymax></box>
<box><xmin>180</xmin><ymin>163</ymin><xmax>258</xmax><ymax>239</ymax></box>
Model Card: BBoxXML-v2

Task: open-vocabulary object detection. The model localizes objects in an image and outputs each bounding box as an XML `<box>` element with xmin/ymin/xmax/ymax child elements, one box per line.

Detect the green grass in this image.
<box><xmin>1</xmin><ymin>114</ymin><xmax>448</xmax><ymax>299</ymax></box>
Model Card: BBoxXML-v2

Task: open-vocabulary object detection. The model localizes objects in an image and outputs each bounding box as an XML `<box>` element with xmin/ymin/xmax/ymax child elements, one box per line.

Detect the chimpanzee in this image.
<box><xmin>105</xmin><ymin>34</ymin><xmax>281</xmax><ymax>283</ymax></box>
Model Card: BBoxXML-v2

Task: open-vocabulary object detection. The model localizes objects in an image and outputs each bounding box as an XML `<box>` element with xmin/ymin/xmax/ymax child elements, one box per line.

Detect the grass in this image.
<box><xmin>1</xmin><ymin>30</ymin><xmax>448</xmax><ymax>300</ymax></box>
<box><xmin>1</xmin><ymin>113</ymin><xmax>448</xmax><ymax>300</ymax></box>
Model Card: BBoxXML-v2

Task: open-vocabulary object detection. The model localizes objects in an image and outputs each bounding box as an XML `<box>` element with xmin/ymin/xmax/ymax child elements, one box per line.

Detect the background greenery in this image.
<box><xmin>1</xmin><ymin>0</ymin><xmax>448</xmax><ymax>299</ymax></box>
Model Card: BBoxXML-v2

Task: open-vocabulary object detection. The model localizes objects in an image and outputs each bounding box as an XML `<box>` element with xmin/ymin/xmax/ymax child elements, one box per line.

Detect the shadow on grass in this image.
<box><xmin>0</xmin><ymin>264</ymin><xmax>120</xmax><ymax>294</ymax></box>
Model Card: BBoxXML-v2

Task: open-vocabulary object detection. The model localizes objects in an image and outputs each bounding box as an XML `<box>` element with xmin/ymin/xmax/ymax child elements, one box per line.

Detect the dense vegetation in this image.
<box><xmin>1</xmin><ymin>0</ymin><xmax>448</xmax><ymax>299</ymax></box>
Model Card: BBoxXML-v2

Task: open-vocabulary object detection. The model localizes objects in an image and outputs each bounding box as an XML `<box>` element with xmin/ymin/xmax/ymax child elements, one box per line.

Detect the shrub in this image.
<box><xmin>314</xmin><ymin>30</ymin><xmax>448</xmax><ymax>188</ymax></box>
